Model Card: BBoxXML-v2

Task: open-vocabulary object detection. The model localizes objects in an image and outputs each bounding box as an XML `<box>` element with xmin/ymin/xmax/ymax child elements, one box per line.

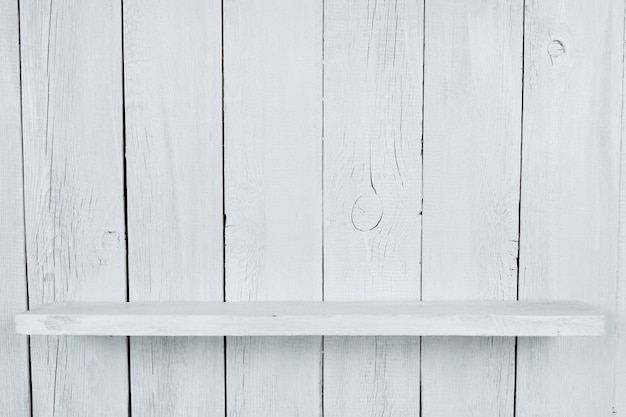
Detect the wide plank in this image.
<box><xmin>20</xmin><ymin>1</ymin><xmax>128</xmax><ymax>416</ymax></box>
<box><xmin>0</xmin><ymin>0</ymin><xmax>31</xmax><ymax>415</ymax></box>
<box><xmin>123</xmin><ymin>0</ymin><xmax>224</xmax><ymax>416</ymax></box>
<box><xmin>223</xmin><ymin>1</ymin><xmax>323</xmax><ymax>416</ymax></box>
<box><xmin>516</xmin><ymin>1</ymin><xmax>623</xmax><ymax>416</ymax></box>
<box><xmin>16</xmin><ymin>301</ymin><xmax>605</xmax><ymax>336</ymax></box>
<box><xmin>421</xmin><ymin>1</ymin><xmax>524</xmax><ymax>416</ymax></box>
<box><xmin>323</xmin><ymin>0</ymin><xmax>423</xmax><ymax>415</ymax></box>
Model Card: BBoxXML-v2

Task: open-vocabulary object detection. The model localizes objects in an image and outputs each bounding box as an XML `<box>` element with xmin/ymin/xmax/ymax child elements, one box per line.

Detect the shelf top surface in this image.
<box><xmin>20</xmin><ymin>299</ymin><xmax>600</xmax><ymax>315</ymax></box>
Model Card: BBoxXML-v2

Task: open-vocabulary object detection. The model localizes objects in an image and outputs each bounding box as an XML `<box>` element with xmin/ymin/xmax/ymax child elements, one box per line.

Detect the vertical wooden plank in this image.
<box><xmin>323</xmin><ymin>0</ymin><xmax>422</xmax><ymax>415</ymax></box>
<box><xmin>0</xmin><ymin>0</ymin><xmax>31</xmax><ymax>415</ymax></box>
<box><xmin>421</xmin><ymin>1</ymin><xmax>523</xmax><ymax>416</ymax></box>
<box><xmin>20</xmin><ymin>1</ymin><xmax>128</xmax><ymax>416</ymax></box>
<box><xmin>517</xmin><ymin>1</ymin><xmax>622</xmax><ymax>416</ymax></box>
<box><xmin>123</xmin><ymin>0</ymin><xmax>224</xmax><ymax>416</ymax></box>
<box><xmin>617</xmin><ymin>7</ymin><xmax>626</xmax><ymax>413</ymax></box>
<box><xmin>224</xmin><ymin>1</ymin><xmax>322</xmax><ymax>416</ymax></box>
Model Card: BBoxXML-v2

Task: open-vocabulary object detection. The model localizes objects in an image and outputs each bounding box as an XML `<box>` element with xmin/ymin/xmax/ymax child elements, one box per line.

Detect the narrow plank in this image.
<box><xmin>421</xmin><ymin>1</ymin><xmax>524</xmax><ymax>416</ymax></box>
<box><xmin>224</xmin><ymin>1</ymin><xmax>322</xmax><ymax>416</ymax></box>
<box><xmin>19</xmin><ymin>1</ymin><xmax>128</xmax><ymax>416</ymax></box>
<box><xmin>15</xmin><ymin>301</ymin><xmax>606</xmax><ymax>336</ymax></box>
<box><xmin>617</xmin><ymin>12</ymin><xmax>626</xmax><ymax>414</ymax></box>
<box><xmin>0</xmin><ymin>0</ymin><xmax>31</xmax><ymax>415</ymax></box>
<box><xmin>123</xmin><ymin>1</ymin><xmax>224</xmax><ymax>416</ymax></box>
<box><xmin>516</xmin><ymin>1</ymin><xmax>623</xmax><ymax>416</ymax></box>
<box><xmin>323</xmin><ymin>0</ymin><xmax>422</xmax><ymax>415</ymax></box>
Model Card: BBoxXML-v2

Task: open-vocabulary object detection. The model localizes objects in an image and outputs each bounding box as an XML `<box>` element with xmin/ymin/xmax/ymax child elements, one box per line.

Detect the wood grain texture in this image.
<box><xmin>224</xmin><ymin>1</ymin><xmax>322</xmax><ymax>416</ymax></box>
<box><xmin>0</xmin><ymin>0</ymin><xmax>31</xmax><ymax>415</ymax></box>
<box><xmin>19</xmin><ymin>1</ymin><xmax>128</xmax><ymax>416</ymax></box>
<box><xmin>15</xmin><ymin>301</ymin><xmax>606</xmax><ymax>336</ymax></box>
<box><xmin>123</xmin><ymin>0</ymin><xmax>224</xmax><ymax>416</ymax></box>
<box><xmin>322</xmin><ymin>0</ymin><xmax>422</xmax><ymax>415</ymax></box>
<box><xmin>421</xmin><ymin>1</ymin><xmax>523</xmax><ymax>416</ymax></box>
<box><xmin>516</xmin><ymin>1</ymin><xmax>623</xmax><ymax>416</ymax></box>
<box><xmin>617</xmin><ymin>12</ymin><xmax>626</xmax><ymax>414</ymax></box>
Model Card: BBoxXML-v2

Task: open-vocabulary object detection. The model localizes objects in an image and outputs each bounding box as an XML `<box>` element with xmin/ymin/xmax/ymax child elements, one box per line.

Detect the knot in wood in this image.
<box><xmin>101</xmin><ymin>231</ymin><xmax>121</xmax><ymax>249</ymax></box>
<box><xmin>547</xmin><ymin>40</ymin><xmax>565</xmax><ymax>58</ymax></box>
<box><xmin>351</xmin><ymin>192</ymin><xmax>383</xmax><ymax>232</ymax></box>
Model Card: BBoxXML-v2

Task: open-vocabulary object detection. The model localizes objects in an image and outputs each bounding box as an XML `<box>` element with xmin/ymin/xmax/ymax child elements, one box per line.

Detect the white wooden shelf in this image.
<box><xmin>15</xmin><ymin>301</ymin><xmax>605</xmax><ymax>337</ymax></box>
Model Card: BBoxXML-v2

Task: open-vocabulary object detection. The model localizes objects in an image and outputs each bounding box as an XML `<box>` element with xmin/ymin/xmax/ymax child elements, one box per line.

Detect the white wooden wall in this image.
<box><xmin>1</xmin><ymin>0</ymin><xmax>625</xmax><ymax>416</ymax></box>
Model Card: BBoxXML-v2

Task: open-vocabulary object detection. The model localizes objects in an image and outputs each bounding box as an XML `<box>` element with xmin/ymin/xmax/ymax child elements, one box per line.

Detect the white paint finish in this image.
<box><xmin>323</xmin><ymin>0</ymin><xmax>422</xmax><ymax>414</ymax></box>
<box><xmin>617</xmin><ymin>13</ymin><xmax>626</xmax><ymax>414</ymax></box>
<box><xmin>123</xmin><ymin>0</ymin><xmax>224</xmax><ymax>416</ymax></box>
<box><xmin>324</xmin><ymin>336</ymin><xmax>419</xmax><ymax>417</ymax></box>
<box><xmin>129</xmin><ymin>336</ymin><xmax>223</xmax><ymax>417</ymax></box>
<box><xmin>19</xmin><ymin>1</ymin><xmax>128</xmax><ymax>416</ymax></box>
<box><xmin>227</xmin><ymin>336</ymin><xmax>321</xmax><ymax>416</ymax></box>
<box><xmin>422</xmin><ymin>0</ymin><xmax>523</xmax><ymax>310</ymax></box>
<box><xmin>15</xmin><ymin>301</ymin><xmax>606</xmax><ymax>336</ymax></box>
<box><xmin>223</xmin><ymin>1</ymin><xmax>322</xmax><ymax>416</ymax></box>
<box><xmin>0</xmin><ymin>0</ymin><xmax>30</xmax><ymax>415</ymax></box>
<box><xmin>224</xmin><ymin>1</ymin><xmax>322</xmax><ymax>302</ymax></box>
<box><xmin>421</xmin><ymin>1</ymin><xmax>523</xmax><ymax>416</ymax></box>
<box><xmin>323</xmin><ymin>0</ymin><xmax>422</xmax><ymax>301</ymax></box>
<box><xmin>423</xmin><ymin>336</ymin><xmax>515</xmax><ymax>415</ymax></box>
<box><xmin>516</xmin><ymin>1</ymin><xmax>623</xmax><ymax>416</ymax></box>
<box><xmin>124</xmin><ymin>0</ymin><xmax>223</xmax><ymax>304</ymax></box>
<box><xmin>6</xmin><ymin>3</ymin><xmax>624</xmax><ymax>415</ymax></box>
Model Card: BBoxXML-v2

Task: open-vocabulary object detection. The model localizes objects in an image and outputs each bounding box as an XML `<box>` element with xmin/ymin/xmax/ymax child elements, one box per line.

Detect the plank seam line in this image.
<box><xmin>513</xmin><ymin>1</ymin><xmax>527</xmax><ymax>416</ymax></box>
<box><xmin>419</xmin><ymin>0</ymin><xmax>426</xmax><ymax>415</ymax></box>
<box><xmin>221</xmin><ymin>0</ymin><xmax>226</xmax><ymax>307</ymax></box>
<box><xmin>16</xmin><ymin>0</ymin><xmax>34</xmax><ymax>415</ymax></box>
<box><xmin>419</xmin><ymin>0</ymin><xmax>425</xmax><ymax>302</ymax></box>
<box><xmin>321</xmin><ymin>2</ymin><xmax>325</xmax><ymax>416</ymax></box>
<box><xmin>221</xmin><ymin>1</ymin><xmax>227</xmax><ymax>416</ymax></box>
<box><xmin>119</xmin><ymin>1</ymin><xmax>132</xmax><ymax>416</ymax></box>
<box><xmin>321</xmin><ymin>0</ymin><xmax>325</xmax><ymax>305</ymax></box>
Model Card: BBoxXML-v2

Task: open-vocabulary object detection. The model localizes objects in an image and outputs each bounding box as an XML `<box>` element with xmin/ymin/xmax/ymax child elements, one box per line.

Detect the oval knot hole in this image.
<box><xmin>351</xmin><ymin>193</ymin><xmax>383</xmax><ymax>232</ymax></box>
<box><xmin>547</xmin><ymin>40</ymin><xmax>565</xmax><ymax>58</ymax></box>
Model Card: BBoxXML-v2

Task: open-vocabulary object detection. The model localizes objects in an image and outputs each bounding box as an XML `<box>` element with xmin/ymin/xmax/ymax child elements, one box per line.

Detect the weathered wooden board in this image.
<box><xmin>0</xmin><ymin>0</ymin><xmax>31</xmax><ymax>415</ymax></box>
<box><xmin>516</xmin><ymin>1</ymin><xmax>622</xmax><ymax>416</ymax></box>
<box><xmin>123</xmin><ymin>0</ymin><xmax>224</xmax><ymax>416</ymax></box>
<box><xmin>15</xmin><ymin>301</ymin><xmax>606</xmax><ymax>336</ymax></box>
<box><xmin>421</xmin><ymin>1</ymin><xmax>524</xmax><ymax>416</ymax></box>
<box><xmin>323</xmin><ymin>0</ymin><xmax>422</xmax><ymax>415</ymax></box>
<box><xmin>617</xmin><ymin>16</ymin><xmax>626</xmax><ymax>415</ymax></box>
<box><xmin>8</xmin><ymin>2</ymin><xmax>626</xmax><ymax>415</ymax></box>
<box><xmin>224</xmin><ymin>1</ymin><xmax>323</xmax><ymax>416</ymax></box>
<box><xmin>19</xmin><ymin>1</ymin><xmax>128</xmax><ymax>416</ymax></box>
